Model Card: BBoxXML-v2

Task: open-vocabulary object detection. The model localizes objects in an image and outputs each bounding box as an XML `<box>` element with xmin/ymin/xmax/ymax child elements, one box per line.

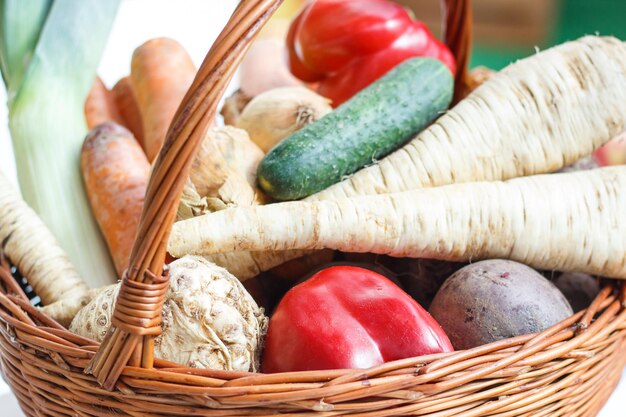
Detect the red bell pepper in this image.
<box><xmin>287</xmin><ymin>0</ymin><xmax>456</xmax><ymax>106</ymax></box>
<box><xmin>262</xmin><ymin>266</ymin><xmax>453</xmax><ymax>373</ymax></box>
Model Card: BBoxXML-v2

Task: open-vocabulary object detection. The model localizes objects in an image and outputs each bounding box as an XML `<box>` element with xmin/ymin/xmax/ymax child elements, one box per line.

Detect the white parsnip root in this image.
<box><xmin>178</xmin><ymin>121</ymin><xmax>329</xmax><ymax>280</ymax></box>
<box><xmin>204</xmin><ymin>249</ymin><xmax>316</xmax><ymax>280</ymax></box>
<box><xmin>170</xmin><ymin>167</ymin><xmax>626</xmax><ymax>279</ymax></box>
<box><xmin>41</xmin><ymin>286</ymin><xmax>111</xmax><ymax>327</ymax></box>
<box><xmin>171</xmin><ymin>36</ymin><xmax>626</xmax><ymax>278</ymax></box>
<box><xmin>316</xmin><ymin>36</ymin><xmax>626</xmax><ymax>200</ymax></box>
<box><xmin>0</xmin><ymin>171</ymin><xmax>89</xmax><ymax>304</ymax></box>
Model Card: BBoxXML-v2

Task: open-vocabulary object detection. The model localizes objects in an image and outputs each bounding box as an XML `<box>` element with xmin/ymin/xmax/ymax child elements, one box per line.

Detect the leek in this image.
<box><xmin>0</xmin><ymin>0</ymin><xmax>51</xmax><ymax>93</ymax></box>
<box><xmin>1</xmin><ymin>0</ymin><xmax>120</xmax><ymax>288</ymax></box>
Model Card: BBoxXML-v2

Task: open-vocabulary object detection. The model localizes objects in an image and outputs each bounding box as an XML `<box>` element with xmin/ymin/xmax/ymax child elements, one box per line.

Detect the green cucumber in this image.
<box><xmin>257</xmin><ymin>57</ymin><xmax>454</xmax><ymax>201</ymax></box>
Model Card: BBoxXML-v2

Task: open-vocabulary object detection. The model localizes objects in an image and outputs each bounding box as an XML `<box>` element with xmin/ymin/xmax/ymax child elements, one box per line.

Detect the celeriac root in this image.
<box><xmin>169</xmin><ymin>166</ymin><xmax>626</xmax><ymax>279</ymax></box>
<box><xmin>70</xmin><ymin>257</ymin><xmax>267</xmax><ymax>372</ymax></box>
<box><xmin>170</xmin><ymin>36</ymin><xmax>626</xmax><ymax>278</ymax></box>
<box><xmin>0</xmin><ymin>171</ymin><xmax>89</xmax><ymax>304</ymax></box>
<box><xmin>177</xmin><ymin>126</ymin><xmax>265</xmax><ymax>222</ymax></box>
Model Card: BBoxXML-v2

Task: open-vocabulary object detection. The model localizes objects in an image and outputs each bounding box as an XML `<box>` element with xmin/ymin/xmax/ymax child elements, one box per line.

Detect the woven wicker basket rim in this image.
<box><xmin>1</xmin><ymin>255</ymin><xmax>625</xmax><ymax>415</ymax></box>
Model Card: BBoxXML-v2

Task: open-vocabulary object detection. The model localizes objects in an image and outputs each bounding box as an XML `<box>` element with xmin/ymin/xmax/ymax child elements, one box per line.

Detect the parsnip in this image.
<box><xmin>41</xmin><ymin>286</ymin><xmax>111</xmax><ymax>327</ymax></box>
<box><xmin>170</xmin><ymin>36</ymin><xmax>626</xmax><ymax>279</ymax></box>
<box><xmin>169</xmin><ymin>167</ymin><xmax>626</xmax><ymax>279</ymax></box>
<box><xmin>315</xmin><ymin>36</ymin><xmax>626</xmax><ymax>200</ymax></box>
<box><xmin>0</xmin><ymin>171</ymin><xmax>88</xmax><ymax>304</ymax></box>
<box><xmin>204</xmin><ymin>250</ymin><xmax>316</xmax><ymax>279</ymax></box>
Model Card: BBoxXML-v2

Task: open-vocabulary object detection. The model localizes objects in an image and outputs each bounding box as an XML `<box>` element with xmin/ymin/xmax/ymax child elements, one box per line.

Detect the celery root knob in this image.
<box><xmin>169</xmin><ymin>167</ymin><xmax>626</xmax><ymax>279</ymax></box>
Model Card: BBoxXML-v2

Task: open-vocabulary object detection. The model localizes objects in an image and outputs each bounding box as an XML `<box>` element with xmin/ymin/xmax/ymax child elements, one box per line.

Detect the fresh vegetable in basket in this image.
<box><xmin>429</xmin><ymin>260</ymin><xmax>574</xmax><ymax>350</ymax></box>
<box><xmin>70</xmin><ymin>256</ymin><xmax>268</xmax><ymax>372</ymax></box>
<box><xmin>170</xmin><ymin>166</ymin><xmax>626</xmax><ymax>280</ymax></box>
<box><xmin>239</xmin><ymin>38</ymin><xmax>302</xmax><ymax>98</ymax></box>
<box><xmin>81</xmin><ymin>122</ymin><xmax>150</xmax><ymax>278</ymax></box>
<box><xmin>84</xmin><ymin>77</ymin><xmax>125</xmax><ymax>130</ymax></box>
<box><xmin>199</xmin><ymin>35</ymin><xmax>626</xmax><ymax>279</ymax></box>
<box><xmin>257</xmin><ymin>57</ymin><xmax>453</xmax><ymax>200</ymax></box>
<box><xmin>0</xmin><ymin>170</ymin><xmax>88</xmax><ymax>305</ymax></box>
<box><xmin>130</xmin><ymin>37</ymin><xmax>196</xmax><ymax>161</ymax></box>
<box><xmin>178</xmin><ymin>126</ymin><xmax>266</xmax><ymax>222</ymax></box>
<box><xmin>262</xmin><ymin>266</ymin><xmax>452</xmax><ymax>373</ymax></box>
<box><xmin>594</xmin><ymin>132</ymin><xmax>626</xmax><ymax>166</ymax></box>
<box><xmin>112</xmin><ymin>76</ymin><xmax>144</xmax><ymax>146</ymax></box>
<box><xmin>1</xmin><ymin>0</ymin><xmax>120</xmax><ymax>288</ymax></box>
<box><xmin>286</xmin><ymin>0</ymin><xmax>455</xmax><ymax>106</ymax></box>
<box><xmin>313</xmin><ymin>36</ymin><xmax>626</xmax><ymax>200</ymax></box>
<box><xmin>236</xmin><ymin>86</ymin><xmax>332</xmax><ymax>153</ymax></box>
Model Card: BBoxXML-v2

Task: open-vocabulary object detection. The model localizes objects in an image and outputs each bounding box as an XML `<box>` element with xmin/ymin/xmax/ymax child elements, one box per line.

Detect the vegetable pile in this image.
<box><xmin>2</xmin><ymin>0</ymin><xmax>626</xmax><ymax>377</ymax></box>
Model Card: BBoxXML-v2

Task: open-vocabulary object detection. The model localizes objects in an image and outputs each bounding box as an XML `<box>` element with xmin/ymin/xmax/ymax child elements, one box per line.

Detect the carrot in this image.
<box><xmin>184</xmin><ymin>35</ymin><xmax>626</xmax><ymax>279</ymax></box>
<box><xmin>0</xmin><ymin>170</ymin><xmax>88</xmax><ymax>304</ymax></box>
<box><xmin>130</xmin><ymin>37</ymin><xmax>196</xmax><ymax>161</ymax></box>
<box><xmin>112</xmin><ymin>76</ymin><xmax>144</xmax><ymax>147</ymax></box>
<box><xmin>81</xmin><ymin>122</ymin><xmax>150</xmax><ymax>278</ymax></box>
<box><xmin>84</xmin><ymin>76</ymin><xmax>125</xmax><ymax>129</ymax></box>
<box><xmin>169</xmin><ymin>166</ymin><xmax>626</xmax><ymax>279</ymax></box>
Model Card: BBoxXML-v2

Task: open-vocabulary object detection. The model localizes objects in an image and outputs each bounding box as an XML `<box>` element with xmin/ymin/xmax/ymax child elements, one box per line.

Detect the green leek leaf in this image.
<box><xmin>0</xmin><ymin>0</ymin><xmax>51</xmax><ymax>96</ymax></box>
<box><xmin>5</xmin><ymin>0</ymin><xmax>121</xmax><ymax>289</ymax></box>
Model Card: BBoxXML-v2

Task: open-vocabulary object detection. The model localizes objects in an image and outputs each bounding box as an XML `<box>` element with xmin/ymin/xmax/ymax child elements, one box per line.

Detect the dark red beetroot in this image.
<box><xmin>262</xmin><ymin>266</ymin><xmax>453</xmax><ymax>373</ymax></box>
<box><xmin>429</xmin><ymin>260</ymin><xmax>573</xmax><ymax>350</ymax></box>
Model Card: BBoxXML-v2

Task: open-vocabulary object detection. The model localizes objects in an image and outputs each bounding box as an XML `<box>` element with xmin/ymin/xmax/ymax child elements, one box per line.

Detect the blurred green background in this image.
<box><xmin>472</xmin><ymin>0</ymin><xmax>626</xmax><ymax>69</ymax></box>
<box><xmin>392</xmin><ymin>0</ymin><xmax>626</xmax><ymax>70</ymax></box>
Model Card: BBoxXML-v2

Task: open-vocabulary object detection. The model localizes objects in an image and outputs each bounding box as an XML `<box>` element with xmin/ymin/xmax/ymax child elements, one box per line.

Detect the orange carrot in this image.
<box><xmin>81</xmin><ymin>122</ymin><xmax>150</xmax><ymax>278</ymax></box>
<box><xmin>130</xmin><ymin>38</ymin><xmax>196</xmax><ymax>161</ymax></box>
<box><xmin>84</xmin><ymin>76</ymin><xmax>125</xmax><ymax>129</ymax></box>
<box><xmin>112</xmin><ymin>76</ymin><xmax>145</xmax><ymax>148</ymax></box>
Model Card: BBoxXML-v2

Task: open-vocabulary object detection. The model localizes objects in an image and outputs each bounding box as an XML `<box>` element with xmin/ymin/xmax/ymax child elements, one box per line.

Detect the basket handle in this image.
<box><xmin>86</xmin><ymin>0</ymin><xmax>472</xmax><ymax>390</ymax></box>
<box><xmin>442</xmin><ymin>0</ymin><xmax>473</xmax><ymax>102</ymax></box>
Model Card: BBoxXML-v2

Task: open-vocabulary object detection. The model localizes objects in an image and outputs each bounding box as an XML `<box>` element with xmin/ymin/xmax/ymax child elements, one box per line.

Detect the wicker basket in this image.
<box><xmin>1</xmin><ymin>0</ymin><xmax>625</xmax><ymax>416</ymax></box>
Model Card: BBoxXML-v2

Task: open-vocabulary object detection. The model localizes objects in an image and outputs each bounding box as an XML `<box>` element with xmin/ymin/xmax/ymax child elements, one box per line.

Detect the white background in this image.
<box><xmin>0</xmin><ymin>0</ymin><xmax>623</xmax><ymax>415</ymax></box>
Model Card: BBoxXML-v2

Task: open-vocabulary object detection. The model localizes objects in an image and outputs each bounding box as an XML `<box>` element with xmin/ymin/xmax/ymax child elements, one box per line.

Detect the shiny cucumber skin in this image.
<box><xmin>258</xmin><ymin>57</ymin><xmax>453</xmax><ymax>201</ymax></box>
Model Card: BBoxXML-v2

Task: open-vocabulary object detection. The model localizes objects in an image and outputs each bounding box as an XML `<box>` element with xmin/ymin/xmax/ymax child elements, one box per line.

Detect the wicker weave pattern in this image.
<box><xmin>1</xmin><ymin>257</ymin><xmax>625</xmax><ymax>416</ymax></box>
